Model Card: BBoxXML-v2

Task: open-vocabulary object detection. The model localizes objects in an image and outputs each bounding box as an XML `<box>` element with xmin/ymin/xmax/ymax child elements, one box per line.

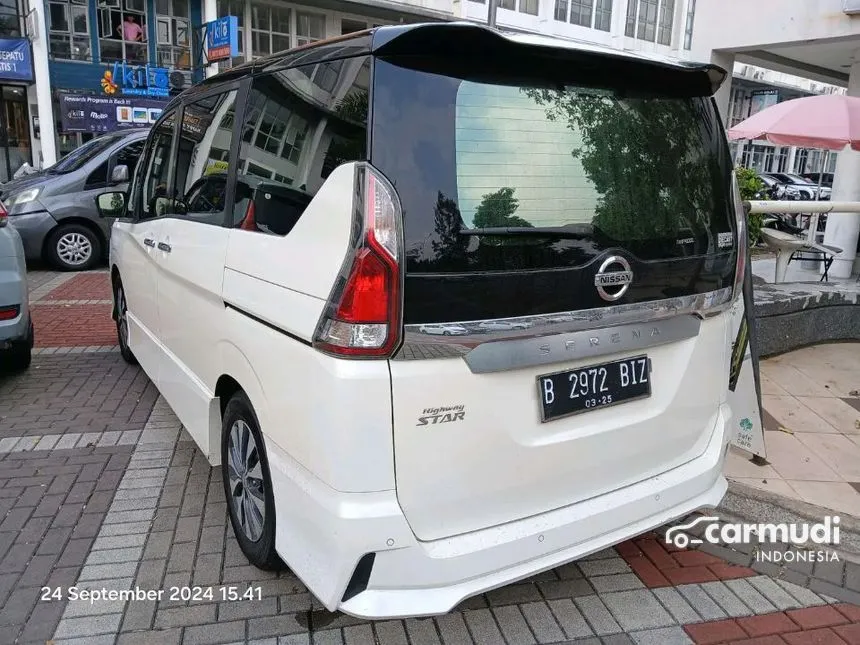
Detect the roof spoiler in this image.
<box><xmin>372</xmin><ymin>23</ymin><xmax>728</xmax><ymax>97</ymax></box>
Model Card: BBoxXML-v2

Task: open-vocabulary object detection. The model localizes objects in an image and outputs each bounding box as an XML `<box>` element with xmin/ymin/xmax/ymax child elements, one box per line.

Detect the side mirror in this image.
<box><xmin>111</xmin><ymin>164</ymin><xmax>129</xmax><ymax>184</ymax></box>
<box><xmin>96</xmin><ymin>191</ymin><xmax>127</xmax><ymax>218</ymax></box>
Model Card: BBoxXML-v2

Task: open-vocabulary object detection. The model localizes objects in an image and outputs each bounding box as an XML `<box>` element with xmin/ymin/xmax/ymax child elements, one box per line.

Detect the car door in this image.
<box><xmin>84</xmin><ymin>138</ymin><xmax>146</xmax><ymax>242</ymax></box>
<box><xmin>154</xmin><ymin>84</ymin><xmax>244</xmax><ymax>456</ymax></box>
<box><xmin>111</xmin><ymin>114</ymin><xmax>177</xmax><ymax>381</ymax></box>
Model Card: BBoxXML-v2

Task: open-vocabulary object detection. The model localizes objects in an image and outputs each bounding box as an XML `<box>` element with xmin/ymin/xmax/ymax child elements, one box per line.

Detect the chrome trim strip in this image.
<box><xmin>393</xmin><ymin>286</ymin><xmax>732</xmax><ymax>367</ymax></box>
<box><xmin>466</xmin><ymin>316</ymin><xmax>700</xmax><ymax>374</ymax></box>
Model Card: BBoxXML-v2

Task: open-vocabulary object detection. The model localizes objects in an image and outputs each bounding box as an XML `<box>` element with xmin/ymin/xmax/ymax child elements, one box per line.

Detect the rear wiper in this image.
<box><xmin>459</xmin><ymin>226</ymin><xmax>591</xmax><ymax>239</ymax></box>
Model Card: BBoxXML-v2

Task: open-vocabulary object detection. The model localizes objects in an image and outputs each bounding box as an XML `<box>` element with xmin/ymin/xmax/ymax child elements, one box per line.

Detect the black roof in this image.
<box><xmin>183</xmin><ymin>22</ymin><xmax>726</xmax><ymax>100</ymax></box>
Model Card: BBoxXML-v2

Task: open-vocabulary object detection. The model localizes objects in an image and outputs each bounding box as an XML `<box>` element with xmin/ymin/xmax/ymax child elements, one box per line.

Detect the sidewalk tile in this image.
<box><xmin>631</xmin><ymin>626</ymin><xmax>693</xmax><ymax>644</ymax></box>
<box><xmin>601</xmin><ymin>590</ymin><xmax>675</xmax><ymax>631</ymax></box>
<box><xmin>678</xmin><ymin>585</ymin><xmax>729</xmax><ymax>621</ymax></box>
<box><xmin>764</xmin><ymin>432</ymin><xmax>840</xmax><ymax>481</ymax></box>
<box><xmin>788</xmin><ymin>481</ymin><xmax>860</xmax><ymax>516</ymax></box>
<box><xmin>684</xmin><ymin>618</ymin><xmax>746</xmax><ymax>644</ymax></box>
<box><xmin>736</xmin><ymin>612</ymin><xmax>797</xmax><ymax>637</ymax></box>
<box><xmin>785</xmin><ymin>605</ymin><xmax>850</xmax><ymax>630</ymax></box>
<box><xmin>547</xmin><ymin>598</ymin><xmax>594</xmax><ymax>639</ymax></box>
<box><xmin>796</xmin><ymin>433</ymin><xmax>860</xmax><ymax>480</ymax></box>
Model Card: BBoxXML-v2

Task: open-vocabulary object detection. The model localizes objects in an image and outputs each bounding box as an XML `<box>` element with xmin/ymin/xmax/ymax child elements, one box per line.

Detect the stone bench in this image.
<box><xmin>752</xmin><ymin>276</ymin><xmax>860</xmax><ymax>357</ymax></box>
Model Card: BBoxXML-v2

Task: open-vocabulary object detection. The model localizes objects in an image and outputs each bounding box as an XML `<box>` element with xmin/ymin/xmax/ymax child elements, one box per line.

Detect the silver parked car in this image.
<box><xmin>0</xmin><ymin>204</ymin><xmax>32</xmax><ymax>371</ymax></box>
<box><xmin>2</xmin><ymin>129</ymin><xmax>147</xmax><ymax>271</ymax></box>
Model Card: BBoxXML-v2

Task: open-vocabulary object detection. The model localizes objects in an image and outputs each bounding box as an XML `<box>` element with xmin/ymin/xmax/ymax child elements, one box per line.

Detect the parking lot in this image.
<box><xmin>1</xmin><ymin>268</ymin><xmax>860</xmax><ymax>645</ymax></box>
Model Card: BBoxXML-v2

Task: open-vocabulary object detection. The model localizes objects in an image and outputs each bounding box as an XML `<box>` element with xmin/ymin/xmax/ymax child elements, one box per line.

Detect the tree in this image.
<box><xmin>322</xmin><ymin>89</ymin><xmax>369</xmax><ymax>177</ymax></box>
<box><xmin>473</xmin><ymin>187</ymin><xmax>532</xmax><ymax>228</ymax></box>
<box><xmin>734</xmin><ymin>166</ymin><xmax>767</xmax><ymax>246</ymax></box>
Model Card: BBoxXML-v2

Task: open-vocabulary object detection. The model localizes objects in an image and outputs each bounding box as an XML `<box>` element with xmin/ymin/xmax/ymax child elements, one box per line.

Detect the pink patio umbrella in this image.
<box><xmin>728</xmin><ymin>94</ymin><xmax>860</xmax><ymax>244</ymax></box>
<box><xmin>727</xmin><ymin>94</ymin><xmax>860</xmax><ymax>151</ymax></box>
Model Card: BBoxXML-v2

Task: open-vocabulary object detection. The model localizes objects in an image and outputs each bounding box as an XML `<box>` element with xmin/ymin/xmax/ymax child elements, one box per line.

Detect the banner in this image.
<box><xmin>58</xmin><ymin>93</ymin><xmax>167</xmax><ymax>133</ymax></box>
<box><xmin>205</xmin><ymin>16</ymin><xmax>239</xmax><ymax>62</ymax></box>
<box><xmin>728</xmin><ymin>220</ymin><xmax>767</xmax><ymax>460</ymax></box>
<box><xmin>0</xmin><ymin>38</ymin><xmax>33</xmax><ymax>82</ymax></box>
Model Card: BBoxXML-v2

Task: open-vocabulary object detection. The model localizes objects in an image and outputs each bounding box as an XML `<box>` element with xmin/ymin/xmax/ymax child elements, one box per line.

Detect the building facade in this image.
<box><xmin>688</xmin><ymin>0</ymin><xmax>860</xmax><ymax>278</ymax></box>
<box><xmin>726</xmin><ymin>66</ymin><xmax>844</xmax><ymax>176</ymax></box>
<box><xmin>26</xmin><ymin>0</ymin><xmax>707</xmax><ymax>168</ymax></box>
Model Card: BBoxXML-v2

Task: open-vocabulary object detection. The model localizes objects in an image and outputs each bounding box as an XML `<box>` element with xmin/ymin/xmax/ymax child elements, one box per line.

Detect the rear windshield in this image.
<box><xmin>370</xmin><ymin>58</ymin><xmax>734</xmax><ymax>274</ymax></box>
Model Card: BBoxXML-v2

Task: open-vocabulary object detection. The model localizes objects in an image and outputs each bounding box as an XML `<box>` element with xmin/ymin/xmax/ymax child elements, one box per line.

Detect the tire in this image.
<box><xmin>221</xmin><ymin>391</ymin><xmax>284</xmax><ymax>571</ymax></box>
<box><xmin>2</xmin><ymin>320</ymin><xmax>32</xmax><ymax>372</ymax></box>
<box><xmin>46</xmin><ymin>223</ymin><xmax>102</xmax><ymax>271</ymax></box>
<box><xmin>113</xmin><ymin>277</ymin><xmax>137</xmax><ymax>365</ymax></box>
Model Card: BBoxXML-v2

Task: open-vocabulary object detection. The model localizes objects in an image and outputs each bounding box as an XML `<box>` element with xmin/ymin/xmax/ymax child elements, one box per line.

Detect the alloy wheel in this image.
<box><xmin>56</xmin><ymin>232</ymin><xmax>93</xmax><ymax>267</ymax></box>
<box><xmin>226</xmin><ymin>419</ymin><xmax>266</xmax><ymax>542</ymax></box>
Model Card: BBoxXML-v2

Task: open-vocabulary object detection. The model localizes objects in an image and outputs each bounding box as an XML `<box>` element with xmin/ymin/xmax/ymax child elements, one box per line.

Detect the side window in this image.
<box><xmin>111</xmin><ymin>140</ymin><xmax>146</xmax><ymax>179</ymax></box>
<box><xmin>169</xmin><ymin>89</ymin><xmax>239</xmax><ymax>225</ymax></box>
<box><xmin>232</xmin><ymin>56</ymin><xmax>369</xmax><ymax>235</ymax></box>
<box><xmin>139</xmin><ymin>111</ymin><xmax>178</xmax><ymax>220</ymax></box>
<box><xmin>85</xmin><ymin>140</ymin><xmax>146</xmax><ymax>189</ymax></box>
<box><xmin>85</xmin><ymin>160</ymin><xmax>109</xmax><ymax>189</ymax></box>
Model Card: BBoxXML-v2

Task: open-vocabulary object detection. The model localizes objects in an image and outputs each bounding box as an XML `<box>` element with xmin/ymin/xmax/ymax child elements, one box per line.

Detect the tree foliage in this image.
<box><xmin>524</xmin><ymin>89</ymin><xmax>721</xmax><ymax>247</ymax></box>
<box><xmin>734</xmin><ymin>166</ymin><xmax>766</xmax><ymax>246</ymax></box>
<box><xmin>473</xmin><ymin>187</ymin><xmax>531</xmax><ymax>228</ymax></box>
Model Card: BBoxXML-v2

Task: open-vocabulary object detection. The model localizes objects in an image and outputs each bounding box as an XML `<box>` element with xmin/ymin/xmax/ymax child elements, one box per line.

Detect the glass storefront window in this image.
<box><xmin>0</xmin><ymin>0</ymin><xmax>21</xmax><ymax>38</ymax></box>
<box><xmin>250</xmin><ymin>3</ymin><xmax>292</xmax><ymax>57</ymax></box>
<box><xmin>99</xmin><ymin>0</ymin><xmax>148</xmax><ymax>64</ymax></box>
<box><xmin>49</xmin><ymin>0</ymin><xmax>92</xmax><ymax>61</ymax></box>
<box><xmin>295</xmin><ymin>11</ymin><xmax>325</xmax><ymax>46</ymax></box>
<box><xmin>0</xmin><ymin>85</ymin><xmax>30</xmax><ymax>182</ymax></box>
<box><xmin>156</xmin><ymin>0</ymin><xmax>191</xmax><ymax>69</ymax></box>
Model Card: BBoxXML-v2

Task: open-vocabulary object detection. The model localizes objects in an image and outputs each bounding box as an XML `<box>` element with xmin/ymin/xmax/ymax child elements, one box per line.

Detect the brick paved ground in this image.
<box><xmin>0</xmin><ymin>445</ymin><xmax>133</xmax><ymax>645</ymax></box>
<box><xmin>2</xmin><ymin>268</ymin><xmax>860</xmax><ymax>645</ymax></box>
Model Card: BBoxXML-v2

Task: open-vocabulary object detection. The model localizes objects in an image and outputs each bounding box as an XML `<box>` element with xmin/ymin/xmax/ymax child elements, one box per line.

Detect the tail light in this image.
<box><xmin>0</xmin><ymin>305</ymin><xmax>19</xmax><ymax>321</ymax></box>
<box><xmin>731</xmin><ymin>172</ymin><xmax>748</xmax><ymax>303</ymax></box>
<box><xmin>313</xmin><ymin>164</ymin><xmax>403</xmax><ymax>358</ymax></box>
<box><xmin>239</xmin><ymin>200</ymin><xmax>256</xmax><ymax>231</ymax></box>
<box><xmin>0</xmin><ymin>201</ymin><xmax>7</xmax><ymax>227</ymax></box>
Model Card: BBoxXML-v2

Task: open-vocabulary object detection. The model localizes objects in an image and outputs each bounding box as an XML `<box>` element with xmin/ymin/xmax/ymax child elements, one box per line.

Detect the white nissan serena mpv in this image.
<box><xmin>97</xmin><ymin>23</ymin><xmax>754</xmax><ymax>619</ymax></box>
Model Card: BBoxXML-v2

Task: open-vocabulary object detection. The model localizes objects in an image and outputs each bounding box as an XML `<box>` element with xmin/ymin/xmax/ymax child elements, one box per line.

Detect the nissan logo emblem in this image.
<box><xmin>594</xmin><ymin>255</ymin><xmax>633</xmax><ymax>302</ymax></box>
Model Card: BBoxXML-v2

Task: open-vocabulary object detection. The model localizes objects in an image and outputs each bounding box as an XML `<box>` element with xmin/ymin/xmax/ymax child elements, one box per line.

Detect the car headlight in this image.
<box><xmin>4</xmin><ymin>187</ymin><xmax>40</xmax><ymax>207</ymax></box>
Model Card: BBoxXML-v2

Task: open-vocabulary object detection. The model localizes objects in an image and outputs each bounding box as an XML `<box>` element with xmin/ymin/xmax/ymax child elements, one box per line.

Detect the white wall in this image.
<box><xmin>690</xmin><ymin>0</ymin><xmax>860</xmax><ymax>60</ymax></box>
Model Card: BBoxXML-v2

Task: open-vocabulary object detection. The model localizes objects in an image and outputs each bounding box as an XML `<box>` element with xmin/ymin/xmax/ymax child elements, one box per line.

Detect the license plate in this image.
<box><xmin>537</xmin><ymin>355</ymin><xmax>651</xmax><ymax>422</ymax></box>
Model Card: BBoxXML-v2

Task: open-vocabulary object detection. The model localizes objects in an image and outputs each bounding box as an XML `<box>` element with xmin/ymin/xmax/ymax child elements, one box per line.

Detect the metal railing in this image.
<box><xmin>745</xmin><ymin>200</ymin><xmax>860</xmax><ymax>244</ymax></box>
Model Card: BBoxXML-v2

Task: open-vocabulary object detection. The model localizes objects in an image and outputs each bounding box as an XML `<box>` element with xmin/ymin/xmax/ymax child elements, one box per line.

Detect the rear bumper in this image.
<box><xmin>7</xmin><ymin>211</ymin><xmax>55</xmax><ymax>260</ymax></box>
<box><xmin>268</xmin><ymin>404</ymin><xmax>731</xmax><ymax>619</ymax></box>
<box><xmin>0</xmin><ymin>253</ymin><xmax>30</xmax><ymax>347</ymax></box>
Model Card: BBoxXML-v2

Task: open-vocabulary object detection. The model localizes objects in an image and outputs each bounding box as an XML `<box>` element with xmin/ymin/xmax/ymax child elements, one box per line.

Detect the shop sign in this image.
<box><xmin>205</xmin><ymin>16</ymin><xmax>239</xmax><ymax>62</ymax></box>
<box><xmin>0</xmin><ymin>38</ymin><xmax>33</xmax><ymax>83</ymax></box>
<box><xmin>59</xmin><ymin>92</ymin><xmax>167</xmax><ymax>133</ymax></box>
<box><xmin>102</xmin><ymin>61</ymin><xmax>171</xmax><ymax>98</ymax></box>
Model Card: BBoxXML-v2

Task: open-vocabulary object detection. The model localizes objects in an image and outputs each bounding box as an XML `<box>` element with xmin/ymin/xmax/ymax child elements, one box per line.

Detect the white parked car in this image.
<box><xmin>97</xmin><ymin>23</ymin><xmax>752</xmax><ymax>619</ymax></box>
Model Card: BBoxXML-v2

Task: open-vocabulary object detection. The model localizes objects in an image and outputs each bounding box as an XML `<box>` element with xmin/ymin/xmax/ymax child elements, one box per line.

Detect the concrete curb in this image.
<box><xmin>721</xmin><ymin>480</ymin><xmax>860</xmax><ymax>558</ymax></box>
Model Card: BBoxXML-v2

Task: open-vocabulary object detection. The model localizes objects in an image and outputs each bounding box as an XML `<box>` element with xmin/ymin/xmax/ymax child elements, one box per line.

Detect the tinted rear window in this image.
<box><xmin>371</xmin><ymin>58</ymin><xmax>734</xmax><ymax>274</ymax></box>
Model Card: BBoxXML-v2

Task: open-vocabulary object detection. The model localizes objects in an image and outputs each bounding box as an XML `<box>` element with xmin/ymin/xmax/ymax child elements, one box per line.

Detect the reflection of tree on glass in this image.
<box><xmin>473</xmin><ymin>187</ymin><xmax>532</xmax><ymax>228</ymax></box>
<box><xmin>109</xmin><ymin>193</ymin><xmax>124</xmax><ymax>212</ymax></box>
<box><xmin>525</xmin><ymin>88</ymin><xmax>718</xmax><ymax>250</ymax></box>
<box><xmin>323</xmin><ymin>90</ymin><xmax>368</xmax><ymax>175</ymax></box>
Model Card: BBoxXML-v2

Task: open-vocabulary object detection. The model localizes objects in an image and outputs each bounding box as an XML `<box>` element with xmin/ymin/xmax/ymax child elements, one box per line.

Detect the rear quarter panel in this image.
<box><xmin>0</xmin><ymin>226</ymin><xmax>29</xmax><ymax>341</ymax></box>
<box><xmin>221</xmin><ymin>163</ymin><xmax>395</xmax><ymax>493</ymax></box>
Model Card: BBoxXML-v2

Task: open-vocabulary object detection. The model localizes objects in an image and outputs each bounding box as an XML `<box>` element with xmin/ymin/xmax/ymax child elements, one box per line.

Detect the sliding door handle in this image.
<box><xmin>157</xmin><ymin>242</ymin><xmax>172</xmax><ymax>253</ymax></box>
